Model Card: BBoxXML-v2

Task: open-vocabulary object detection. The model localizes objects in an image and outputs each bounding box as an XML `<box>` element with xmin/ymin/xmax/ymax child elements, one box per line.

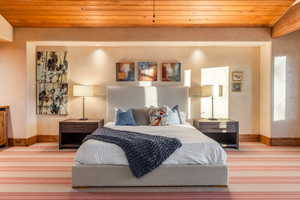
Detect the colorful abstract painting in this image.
<box><xmin>116</xmin><ymin>62</ymin><xmax>135</xmax><ymax>81</ymax></box>
<box><xmin>36</xmin><ymin>51</ymin><xmax>68</xmax><ymax>115</ymax></box>
<box><xmin>161</xmin><ymin>63</ymin><xmax>181</xmax><ymax>82</ymax></box>
<box><xmin>138</xmin><ymin>62</ymin><xmax>158</xmax><ymax>81</ymax></box>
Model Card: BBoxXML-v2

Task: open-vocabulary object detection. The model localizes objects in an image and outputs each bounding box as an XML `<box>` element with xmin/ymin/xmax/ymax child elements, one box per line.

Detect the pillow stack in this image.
<box><xmin>115</xmin><ymin>105</ymin><xmax>185</xmax><ymax>126</ymax></box>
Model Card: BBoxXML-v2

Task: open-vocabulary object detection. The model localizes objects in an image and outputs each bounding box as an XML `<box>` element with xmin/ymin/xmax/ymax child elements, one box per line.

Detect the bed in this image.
<box><xmin>72</xmin><ymin>86</ymin><xmax>228</xmax><ymax>187</ymax></box>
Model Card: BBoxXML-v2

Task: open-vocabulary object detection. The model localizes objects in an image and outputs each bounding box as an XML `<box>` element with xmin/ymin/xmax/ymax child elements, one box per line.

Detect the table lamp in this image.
<box><xmin>73</xmin><ymin>85</ymin><xmax>95</xmax><ymax>120</ymax></box>
<box><xmin>189</xmin><ymin>85</ymin><xmax>223</xmax><ymax>120</ymax></box>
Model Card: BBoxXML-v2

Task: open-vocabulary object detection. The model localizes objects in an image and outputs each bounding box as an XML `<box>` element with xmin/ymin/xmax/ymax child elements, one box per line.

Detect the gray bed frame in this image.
<box><xmin>72</xmin><ymin>164</ymin><xmax>228</xmax><ymax>187</ymax></box>
<box><xmin>72</xmin><ymin>86</ymin><xmax>228</xmax><ymax>187</ymax></box>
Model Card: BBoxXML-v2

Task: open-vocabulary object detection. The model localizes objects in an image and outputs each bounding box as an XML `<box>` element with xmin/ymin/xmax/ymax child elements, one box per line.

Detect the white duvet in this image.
<box><xmin>75</xmin><ymin>122</ymin><xmax>227</xmax><ymax>166</ymax></box>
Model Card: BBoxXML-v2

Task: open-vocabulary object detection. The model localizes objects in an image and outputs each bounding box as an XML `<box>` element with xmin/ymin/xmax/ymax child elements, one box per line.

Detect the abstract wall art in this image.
<box><xmin>161</xmin><ymin>63</ymin><xmax>181</xmax><ymax>82</ymax></box>
<box><xmin>138</xmin><ymin>62</ymin><xmax>158</xmax><ymax>81</ymax></box>
<box><xmin>116</xmin><ymin>62</ymin><xmax>135</xmax><ymax>81</ymax></box>
<box><xmin>36</xmin><ymin>51</ymin><xmax>68</xmax><ymax>115</ymax></box>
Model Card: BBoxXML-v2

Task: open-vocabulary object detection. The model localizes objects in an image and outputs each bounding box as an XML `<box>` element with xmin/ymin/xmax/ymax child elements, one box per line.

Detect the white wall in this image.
<box><xmin>0</xmin><ymin>15</ymin><xmax>13</xmax><ymax>42</ymax></box>
<box><xmin>272</xmin><ymin>30</ymin><xmax>300</xmax><ymax>138</ymax></box>
<box><xmin>35</xmin><ymin>45</ymin><xmax>260</xmax><ymax>136</ymax></box>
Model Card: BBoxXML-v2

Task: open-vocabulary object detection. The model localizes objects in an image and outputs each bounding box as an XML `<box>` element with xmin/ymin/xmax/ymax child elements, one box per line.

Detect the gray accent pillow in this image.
<box><xmin>132</xmin><ymin>108</ymin><xmax>150</xmax><ymax>125</ymax></box>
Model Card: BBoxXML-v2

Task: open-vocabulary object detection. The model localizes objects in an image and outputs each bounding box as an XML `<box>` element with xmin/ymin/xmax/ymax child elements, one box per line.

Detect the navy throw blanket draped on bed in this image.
<box><xmin>82</xmin><ymin>127</ymin><xmax>182</xmax><ymax>178</ymax></box>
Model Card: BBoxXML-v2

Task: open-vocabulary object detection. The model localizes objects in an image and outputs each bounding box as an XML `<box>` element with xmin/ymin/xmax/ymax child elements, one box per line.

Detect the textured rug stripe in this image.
<box><xmin>1</xmin><ymin>142</ymin><xmax>300</xmax><ymax>199</ymax></box>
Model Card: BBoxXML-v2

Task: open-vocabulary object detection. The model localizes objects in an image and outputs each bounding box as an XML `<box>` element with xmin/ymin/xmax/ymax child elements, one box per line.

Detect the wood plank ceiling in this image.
<box><xmin>0</xmin><ymin>0</ymin><xmax>296</xmax><ymax>28</ymax></box>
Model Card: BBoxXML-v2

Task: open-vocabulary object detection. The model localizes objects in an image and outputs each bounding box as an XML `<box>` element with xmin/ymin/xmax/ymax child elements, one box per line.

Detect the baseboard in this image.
<box><xmin>260</xmin><ymin>135</ymin><xmax>300</xmax><ymax>146</ymax></box>
<box><xmin>240</xmin><ymin>134</ymin><xmax>260</xmax><ymax>142</ymax></box>
<box><xmin>37</xmin><ymin>135</ymin><xmax>58</xmax><ymax>142</ymax></box>
<box><xmin>8</xmin><ymin>135</ymin><xmax>58</xmax><ymax>146</ymax></box>
<box><xmin>8</xmin><ymin>134</ymin><xmax>300</xmax><ymax>146</ymax></box>
<box><xmin>8</xmin><ymin>135</ymin><xmax>37</xmax><ymax>146</ymax></box>
<box><xmin>260</xmin><ymin>135</ymin><xmax>271</xmax><ymax>145</ymax></box>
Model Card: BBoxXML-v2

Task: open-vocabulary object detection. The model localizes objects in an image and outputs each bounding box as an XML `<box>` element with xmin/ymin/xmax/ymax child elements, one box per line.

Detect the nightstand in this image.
<box><xmin>59</xmin><ymin>119</ymin><xmax>104</xmax><ymax>149</ymax></box>
<box><xmin>193</xmin><ymin>119</ymin><xmax>239</xmax><ymax>149</ymax></box>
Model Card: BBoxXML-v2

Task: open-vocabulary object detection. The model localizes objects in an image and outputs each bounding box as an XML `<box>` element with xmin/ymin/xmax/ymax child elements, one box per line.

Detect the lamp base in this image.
<box><xmin>208</xmin><ymin>118</ymin><xmax>218</xmax><ymax>121</ymax></box>
<box><xmin>79</xmin><ymin>118</ymin><xmax>89</xmax><ymax>121</ymax></box>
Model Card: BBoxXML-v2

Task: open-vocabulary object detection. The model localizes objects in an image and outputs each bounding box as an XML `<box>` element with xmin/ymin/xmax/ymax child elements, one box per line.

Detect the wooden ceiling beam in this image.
<box><xmin>272</xmin><ymin>2</ymin><xmax>300</xmax><ymax>38</ymax></box>
<box><xmin>0</xmin><ymin>0</ymin><xmax>295</xmax><ymax>28</ymax></box>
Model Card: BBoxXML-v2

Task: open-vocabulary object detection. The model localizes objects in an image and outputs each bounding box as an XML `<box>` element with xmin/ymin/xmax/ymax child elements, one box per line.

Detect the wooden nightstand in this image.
<box><xmin>59</xmin><ymin>119</ymin><xmax>104</xmax><ymax>149</ymax></box>
<box><xmin>193</xmin><ymin>119</ymin><xmax>239</xmax><ymax>149</ymax></box>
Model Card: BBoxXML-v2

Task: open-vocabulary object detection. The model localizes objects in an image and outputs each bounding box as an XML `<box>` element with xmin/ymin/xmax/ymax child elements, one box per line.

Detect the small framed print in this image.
<box><xmin>161</xmin><ymin>63</ymin><xmax>181</xmax><ymax>82</ymax></box>
<box><xmin>232</xmin><ymin>71</ymin><xmax>243</xmax><ymax>81</ymax></box>
<box><xmin>116</xmin><ymin>62</ymin><xmax>135</xmax><ymax>81</ymax></box>
<box><xmin>138</xmin><ymin>62</ymin><xmax>158</xmax><ymax>81</ymax></box>
<box><xmin>232</xmin><ymin>82</ymin><xmax>242</xmax><ymax>92</ymax></box>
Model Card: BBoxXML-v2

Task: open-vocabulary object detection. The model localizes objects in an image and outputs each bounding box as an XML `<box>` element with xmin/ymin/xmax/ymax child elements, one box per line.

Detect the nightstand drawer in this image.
<box><xmin>193</xmin><ymin>119</ymin><xmax>239</xmax><ymax>149</ymax></box>
<box><xmin>196</xmin><ymin>123</ymin><xmax>238</xmax><ymax>133</ymax></box>
<box><xmin>60</xmin><ymin>123</ymin><xmax>98</xmax><ymax>133</ymax></box>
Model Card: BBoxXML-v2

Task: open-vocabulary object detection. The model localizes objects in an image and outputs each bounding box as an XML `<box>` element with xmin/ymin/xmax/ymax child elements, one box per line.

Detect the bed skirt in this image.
<box><xmin>72</xmin><ymin>164</ymin><xmax>228</xmax><ymax>187</ymax></box>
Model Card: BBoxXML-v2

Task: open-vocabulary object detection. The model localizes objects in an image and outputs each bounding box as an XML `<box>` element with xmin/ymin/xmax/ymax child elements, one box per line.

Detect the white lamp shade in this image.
<box><xmin>189</xmin><ymin>86</ymin><xmax>202</xmax><ymax>97</ymax></box>
<box><xmin>189</xmin><ymin>85</ymin><xmax>223</xmax><ymax>97</ymax></box>
<box><xmin>203</xmin><ymin>85</ymin><xmax>223</xmax><ymax>97</ymax></box>
<box><xmin>73</xmin><ymin>85</ymin><xmax>94</xmax><ymax>97</ymax></box>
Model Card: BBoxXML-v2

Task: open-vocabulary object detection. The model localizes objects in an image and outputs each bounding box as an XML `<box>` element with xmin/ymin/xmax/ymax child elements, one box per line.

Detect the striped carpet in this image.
<box><xmin>0</xmin><ymin>142</ymin><xmax>300</xmax><ymax>199</ymax></box>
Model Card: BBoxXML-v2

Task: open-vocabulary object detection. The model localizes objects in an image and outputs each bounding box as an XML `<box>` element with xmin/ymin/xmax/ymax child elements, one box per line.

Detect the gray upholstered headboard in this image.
<box><xmin>106</xmin><ymin>86</ymin><xmax>188</xmax><ymax>122</ymax></box>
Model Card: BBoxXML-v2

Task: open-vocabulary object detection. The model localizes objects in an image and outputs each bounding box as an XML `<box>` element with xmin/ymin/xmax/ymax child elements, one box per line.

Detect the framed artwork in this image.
<box><xmin>138</xmin><ymin>62</ymin><xmax>158</xmax><ymax>81</ymax></box>
<box><xmin>232</xmin><ymin>71</ymin><xmax>243</xmax><ymax>81</ymax></box>
<box><xmin>161</xmin><ymin>63</ymin><xmax>181</xmax><ymax>82</ymax></box>
<box><xmin>232</xmin><ymin>82</ymin><xmax>242</xmax><ymax>92</ymax></box>
<box><xmin>36</xmin><ymin>51</ymin><xmax>68</xmax><ymax>115</ymax></box>
<box><xmin>116</xmin><ymin>62</ymin><xmax>135</xmax><ymax>81</ymax></box>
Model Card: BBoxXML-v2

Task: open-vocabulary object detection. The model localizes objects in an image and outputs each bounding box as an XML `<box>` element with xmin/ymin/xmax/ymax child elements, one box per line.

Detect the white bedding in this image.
<box><xmin>75</xmin><ymin>122</ymin><xmax>227</xmax><ymax>166</ymax></box>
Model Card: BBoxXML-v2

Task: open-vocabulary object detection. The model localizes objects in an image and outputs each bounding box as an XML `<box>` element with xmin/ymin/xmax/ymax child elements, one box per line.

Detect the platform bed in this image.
<box><xmin>72</xmin><ymin>164</ymin><xmax>228</xmax><ymax>187</ymax></box>
<box><xmin>72</xmin><ymin>86</ymin><xmax>228</xmax><ymax>188</ymax></box>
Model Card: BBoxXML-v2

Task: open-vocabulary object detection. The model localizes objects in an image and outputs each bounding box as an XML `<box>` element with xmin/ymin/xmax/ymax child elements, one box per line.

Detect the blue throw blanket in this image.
<box><xmin>82</xmin><ymin>127</ymin><xmax>182</xmax><ymax>178</ymax></box>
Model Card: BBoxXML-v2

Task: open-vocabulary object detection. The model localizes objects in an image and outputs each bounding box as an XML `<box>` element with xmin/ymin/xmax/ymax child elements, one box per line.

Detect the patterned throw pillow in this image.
<box><xmin>148</xmin><ymin>106</ymin><xmax>168</xmax><ymax>126</ymax></box>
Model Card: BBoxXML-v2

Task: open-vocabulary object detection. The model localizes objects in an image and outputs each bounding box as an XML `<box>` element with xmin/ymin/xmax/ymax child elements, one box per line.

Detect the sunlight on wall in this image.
<box><xmin>144</xmin><ymin>86</ymin><xmax>158</xmax><ymax>107</ymax></box>
<box><xmin>201</xmin><ymin>67</ymin><xmax>229</xmax><ymax>119</ymax></box>
<box><xmin>184</xmin><ymin>69</ymin><xmax>192</xmax><ymax>87</ymax></box>
<box><xmin>273</xmin><ymin>56</ymin><xmax>286</xmax><ymax>121</ymax></box>
<box><xmin>139</xmin><ymin>81</ymin><xmax>152</xmax><ymax>87</ymax></box>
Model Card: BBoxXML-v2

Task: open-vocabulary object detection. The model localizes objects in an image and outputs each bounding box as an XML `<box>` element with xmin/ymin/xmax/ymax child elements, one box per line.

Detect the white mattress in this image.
<box><xmin>75</xmin><ymin>122</ymin><xmax>227</xmax><ymax>166</ymax></box>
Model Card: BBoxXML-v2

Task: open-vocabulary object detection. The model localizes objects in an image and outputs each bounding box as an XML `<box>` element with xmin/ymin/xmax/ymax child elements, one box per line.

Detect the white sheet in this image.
<box><xmin>75</xmin><ymin>122</ymin><xmax>227</xmax><ymax>166</ymax></box>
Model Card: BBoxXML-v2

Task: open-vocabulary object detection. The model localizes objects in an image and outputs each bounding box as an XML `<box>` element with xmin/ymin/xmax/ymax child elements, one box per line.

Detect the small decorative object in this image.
<box><xmin>116</xmin><ymin>62</ymin><xmax>135</xmax><ymax>81</ymax></box>
<box><xmin>36</xmin><ymin>51</ymin><xmax>68</xmax><ymax>115</ymax></box>
<box><xmin>232</xmin><ymin>82</ymin><xmax>242</xmax><ymax>92</ymax></box>
<box><xmin>138</xmin><ymin>62</ymin><xmax>158</xmax><ymax>81</ymax></box>
<box><xmin>232</xmin><ymin>71</ymin><xmax>243</xmax><ymax>81</ymax></box>
<box><xmin>161</xmin><ymin>63</ymin><xmax>181</xmax><ymax>82</ymax></box>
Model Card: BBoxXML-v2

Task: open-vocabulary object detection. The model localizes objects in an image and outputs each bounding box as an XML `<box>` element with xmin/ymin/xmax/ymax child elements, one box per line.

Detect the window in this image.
<box><xmin>201</xmin><ymin>67</ymin><xmax>229</xmax><ymax>119</ymax></box>
<box><xmin>273</xmin><ymin>56</ymin><xmax>286</xmax><ymax>121</ymax></box>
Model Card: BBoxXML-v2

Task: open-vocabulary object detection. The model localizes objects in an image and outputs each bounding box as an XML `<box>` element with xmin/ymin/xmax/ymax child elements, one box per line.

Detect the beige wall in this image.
<box><xmin>0</xmin><ymin>27</ymin><xmax>270</xmax><ymax>139</ymax></box>
<box><xmin>35</xmin><ymin>46</ymin><xmax>260</xmax><ymax>135</ymax></box>
<box><xmin>272</xmin><ymin>30</ymin><xmax>300</xmax><ymax>138</ymax></box>
<box><xmin>0</xmin><ymin>15</ymin><xmax>13</xmax><ymax>42</ymax></box>
<box><xmin>260</xmin><ymin>43</ymin><xmax>272</xmax><ymax>137</ymax></box>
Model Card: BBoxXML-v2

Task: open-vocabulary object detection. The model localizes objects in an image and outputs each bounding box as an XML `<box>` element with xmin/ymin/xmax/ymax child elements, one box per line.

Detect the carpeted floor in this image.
<box><xmin>0</xmin><ymin>142</ymin><xmax>300</xmax><ymax>199</ymax></box>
